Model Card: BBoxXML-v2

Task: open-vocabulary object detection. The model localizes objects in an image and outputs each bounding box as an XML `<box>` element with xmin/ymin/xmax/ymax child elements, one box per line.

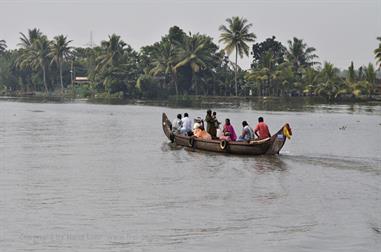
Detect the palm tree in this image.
<box><xmin>245</xmin><ymin>68</ymin><xmax>267</xmax><ymax>96</ymax></box>
<box><xmin>219</xmin><ymin>16</ymin><xmax>256</xmax><ymax>96</ymax></box>
<box><xmin>33</xmin><ymin>36</ymin><xmax>51</xmax><ymax>93</ymax></box>
<box><xmin>347</xmin><ymin>61</ymin><xmax>356</xmax><ymax>83</ymax></box>
<box><xmin>95</xmin><ymin>34</ymin><xmax>127</xmax><ymax>93</ymax></box>
<box><xmin>301</xmin><ymin>67</ymin><xmax>319</xmax><ymax>95</ymax></box>
<box><xmin>375</xmin><ymin>37</ymin><xmax>381</xmax><ymax>68</ymax></box>
<box><xmin>0</xmin><ymin>40</ymin><xmax>7</xmax><ymax>54</ymax></box>
<box><xmin>246</xmin><ymin>51</ymin><xmax>277</xmax><ymax>96</ymax></box>
<box><xmin>343</xmin><ymin>62</ymin><xmax>355</xmax><ymax>96</ymax></box>
<box><xmin>96</xmin><ymin>34</ymin><xmax>126</xmax><ymax>72</ymax></box>
<box><xmin>49</xmin><ymin>35</ymin><xmax>72</xmax><ymax>92</ymax></box>
<box><xmin>260</xmin><ymin>51</ymin><xmax>277</xmax><ymax>95</ymax></box>
<box><xmin>315</xmin><ymin>62</ymin><xmax>342</xmax><ymax>100</ymax></box>
<box><xmin>16</xmin><ymin>28</ymin><xmax>45</xmax><ymax>92</ymax></box>
<box><xmin>149</xmin><ymin>40</ymin><xmax>179</xmax><ymax>95</ymax></box>
<box><xmin>20</xmin><ymin>36</ymin><xmax>51</xmax><ymax>93</ymax></box>
<box><xmin>275</xmin><ymin>62</ymin><xmax>295</xmax><ymax>96</ymax></box>
<box><xmin>287</xmin><ymin>37</ymin><xmax>319</xmax><ymax>71</ymax></box>
<box><xmin>364</xmin><ymin>63</ymin><xmax>376</xmax><ymax>95</ymax></box>
<box><xmin>175</xmin><ymin>34</ymin><xmax>218</xmax><ymax>95</ymax></box>
<box><xmin>18</xmin><ymin>28</ymin><xmax>43</xmax><ymax>48</ymax></box>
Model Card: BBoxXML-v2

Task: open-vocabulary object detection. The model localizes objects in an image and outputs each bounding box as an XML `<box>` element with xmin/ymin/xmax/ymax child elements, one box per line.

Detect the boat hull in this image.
<box><xmin>162</xmin><ymin>113</ymin><xmax>289</xmax><ymax>155</ymax></box>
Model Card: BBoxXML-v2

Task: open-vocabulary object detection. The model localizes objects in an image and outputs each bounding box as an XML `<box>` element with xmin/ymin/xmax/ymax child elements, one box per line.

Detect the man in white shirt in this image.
<box><xmin>180</xmin><ymin>113</ymin><xmax>192</xmax><ymax>135</ymax></box>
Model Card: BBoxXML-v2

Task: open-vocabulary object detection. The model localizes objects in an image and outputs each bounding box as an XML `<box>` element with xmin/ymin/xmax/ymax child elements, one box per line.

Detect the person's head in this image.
<box><xmin>194</xmin><ymin>117</ymin><xmax>202</xmax><ymax>123</ymax></box>
<box><xmin>213</xmin><ymin>111</ymin><xmax>217</xmax><ymax>116</ymax></box>
<box><xmin>242</xmin><ymin>121</ymin><xmax>248</xmax><ymax>127</ymax></box>
<box><xmin>225</xmin><ymin>118</ymin><xmax>230</xmax><ymax>125</ymax></box>
<box><xmin>177</xmin><ymin>114</ymin><xmax>182</xmax><ymax>119</ymax></box>
<box><xmin>258</xmin><ymin>117</ymin><xmax>264</xmax><ymax>122</ymax></box>
<box><xmin>184</xmin><ymin>113</ymin><xmax>188</xmax><ymax>118</ymax></box>
<box><xmin>193</xmin><ymin>122</ymin><xmax>201</xmax><ymax>130</ymax></box>
<box><xmin>207</xmin><ymin>109</ymin><xmax>212</xmax><ymax>115</ymax></box>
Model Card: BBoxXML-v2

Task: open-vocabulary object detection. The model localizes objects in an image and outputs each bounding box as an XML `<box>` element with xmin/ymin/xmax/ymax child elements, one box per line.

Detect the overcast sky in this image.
<box><xmin>0</xmin><ymin>0</ymin><xmax>380</xmax><ymax>69</ymax></box>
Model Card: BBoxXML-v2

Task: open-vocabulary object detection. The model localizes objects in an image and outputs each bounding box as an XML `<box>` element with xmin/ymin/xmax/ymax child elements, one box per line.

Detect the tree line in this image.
<box><xmin>0</xmin><ymin>16</ymin><xmax>380</xmax><ymax>101</ymax></box>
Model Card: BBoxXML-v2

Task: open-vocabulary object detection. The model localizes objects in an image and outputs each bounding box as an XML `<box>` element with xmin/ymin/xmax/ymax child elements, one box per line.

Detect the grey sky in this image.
<box><xmin>0</xmin><ymin>0</ymin><xmax>380</xmax><ymax>69</ymax></box>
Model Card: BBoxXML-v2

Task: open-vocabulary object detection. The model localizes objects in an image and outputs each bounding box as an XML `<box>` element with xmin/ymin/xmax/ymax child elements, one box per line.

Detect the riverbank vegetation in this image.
<box><xmin>0</xmin><ymin>17</ymin><xmax>380</xmax><ymax>101</ymax></box>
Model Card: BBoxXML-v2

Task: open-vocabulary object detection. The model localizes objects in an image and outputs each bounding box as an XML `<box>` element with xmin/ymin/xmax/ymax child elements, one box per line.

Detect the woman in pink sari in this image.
<box><xmin>219</xmin><ymin>118</ymin><xmax>237</xmax><ymax>141</ymax></box>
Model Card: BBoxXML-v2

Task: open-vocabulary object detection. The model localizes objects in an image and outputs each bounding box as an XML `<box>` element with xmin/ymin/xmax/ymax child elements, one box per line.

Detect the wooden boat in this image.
<box><xmin>162</xmin><ymin>113</ymin><xmax>291</xmax><ymax>155</ymax></box>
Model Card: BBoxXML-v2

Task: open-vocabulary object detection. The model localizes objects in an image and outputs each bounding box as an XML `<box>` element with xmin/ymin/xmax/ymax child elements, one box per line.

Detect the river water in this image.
<box><xmin>0</xmin><ymin>98</ymin><xmax>380</xmax><ymax>251</ymax></box>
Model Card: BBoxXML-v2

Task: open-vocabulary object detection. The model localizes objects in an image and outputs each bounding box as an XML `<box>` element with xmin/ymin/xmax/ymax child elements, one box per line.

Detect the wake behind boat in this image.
<box><xmin>162</xmin><ymin>113</ymin><xmax>291</xmax><ymax>155</ymax></box>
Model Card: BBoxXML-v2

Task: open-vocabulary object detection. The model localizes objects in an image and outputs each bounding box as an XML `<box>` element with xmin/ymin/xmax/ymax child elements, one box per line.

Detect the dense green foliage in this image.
<box><xmin>0</xmin><ymin>19</ymin><xmax>380</xmax><ymax>100</ymax></box>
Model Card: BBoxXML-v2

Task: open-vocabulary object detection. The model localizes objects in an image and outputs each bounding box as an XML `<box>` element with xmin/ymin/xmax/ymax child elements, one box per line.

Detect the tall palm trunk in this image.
<box><xmin>32</xmin><ymin>75</ymin><xmax>36</xmax><ymax>92</ymax></box>
<box><xmin>59</xmin><ymin>60</ymin><xmax>64</xmax><ymax>93</ymax></box>
<box><xmin>193</xmin><ymin>73</ymin><xmax>198</xmax><ymax>96</ymax></box>
<box><xmin>213</xmin><ymin>75</ymin><xmax>216</xmax><ymax>96</ymax></box>
<box><xmin>172</xmin><ymin>71</ymin><xmax>178</xmax><ymax>96</ymax></box>
<box><xmin>42</xmin><ymin>65</ymin><xmax>48</xmax><ymax>93</ymax></box>
<box><xmin>258</xmin><ymin>82</ymin><xmax>261</xmax><ymax>96</ymax></box>
<box><xmin>235</xmin><ymin>45</ymin><xmax>238</xmax><ymax>96</ymax></box>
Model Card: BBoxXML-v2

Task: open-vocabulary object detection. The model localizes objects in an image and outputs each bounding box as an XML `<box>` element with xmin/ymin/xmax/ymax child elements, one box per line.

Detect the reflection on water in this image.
<box><xmin>0</xmin><ymin>99</ymin><xmax>380</xmax><ymax>251</ymax></box>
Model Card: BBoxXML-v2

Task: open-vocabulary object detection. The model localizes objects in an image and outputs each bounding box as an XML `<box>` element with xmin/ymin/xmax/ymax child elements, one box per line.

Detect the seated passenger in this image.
<box><xmin>180</xmin><ymin>112</ymin><xmax>192</xmax><ymax>135</ymax></box>
<box><xmin>237</xmin><ymin>121</ymin><xmax>254</xmax><ymax>142</ymax></box>
<box><xmin>172</xmin><ymin>114</ymin><xmax>182</xmax><ymax>133</ymax></box>
<box><xmin>193</xmin><ymin>123</ymin><xmax>212</xmax><ymax>140</ymax></box>
<box><xmin>193</xmin><ymin>117</ymin><xmax>204</xmax><ymax>130</ymax></box>
<box><xmin>219</xmin><ymin>118</ymin><xmax>237</xmax><ymax>141</ymax></box>
<box><xmin>254</xmin><ymin>116</ymin><xmax>271</xmax><ymax>140</ymax></box>
<box><xmin>192</xmin><ymin>122</ymin><xmax>201</xmax><ymax>135</ymax></box>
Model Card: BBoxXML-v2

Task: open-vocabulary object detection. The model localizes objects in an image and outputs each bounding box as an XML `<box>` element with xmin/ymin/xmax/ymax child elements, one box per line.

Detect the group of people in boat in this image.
<box><xmin>172</xmin><ymin>110</ymin><xmax>271</xmax><ymax>142</ymax></box>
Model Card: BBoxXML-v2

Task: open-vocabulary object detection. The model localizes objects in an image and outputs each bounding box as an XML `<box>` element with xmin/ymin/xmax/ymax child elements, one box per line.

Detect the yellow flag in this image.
<box><xmin>283</xmin><ymin>126</ymin><xmax>291</xmax><ymax>139</ymax></box>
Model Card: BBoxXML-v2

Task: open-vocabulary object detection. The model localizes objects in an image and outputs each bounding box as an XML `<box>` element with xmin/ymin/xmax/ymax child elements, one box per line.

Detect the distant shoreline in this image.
<box><xmin>1</xmin><ymin>93</ymin><xmax>380</xmax><ymax>105</ymax></box>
